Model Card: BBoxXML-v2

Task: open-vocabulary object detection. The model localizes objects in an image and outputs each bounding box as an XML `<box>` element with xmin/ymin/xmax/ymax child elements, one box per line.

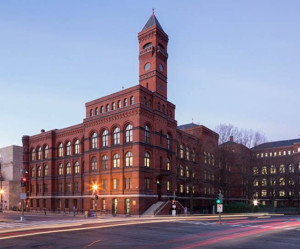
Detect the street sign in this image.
<box><xmin>217</xmin><ymin>204</ymin><xmax>223</xmax><ymax>213</ymax></box>
<box><xmin>172</xmin><ymin>205</ymin><xmax>176</xmax><ymax>209</ymax></box>
<box><xmin>20</xmin><ymin>193</ymin><xmax>26</xmax><ymax>200</ymax></box>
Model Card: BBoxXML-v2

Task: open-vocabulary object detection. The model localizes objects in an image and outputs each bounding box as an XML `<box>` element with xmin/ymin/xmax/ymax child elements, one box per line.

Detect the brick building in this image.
<box><xmin>22</xmin><ymin>14</ymin><xmax>220</xmax><ymax>215</ymax></box>
<box><xmin>251</xmin><ymin>139</ymin><xmax>300</xmax><ymax>207</ymax></box>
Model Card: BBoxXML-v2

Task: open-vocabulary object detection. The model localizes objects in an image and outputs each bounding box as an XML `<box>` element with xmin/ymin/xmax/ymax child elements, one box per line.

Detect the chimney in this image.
<box><xmin>41</xmin><ymin>129</ymin><xmax>45</xmax><ymax>133</ymax></box>
<box><xmin>229</xmin><ymin>136</ymin><xmax>234</xmax><ymax>142</ymax></box>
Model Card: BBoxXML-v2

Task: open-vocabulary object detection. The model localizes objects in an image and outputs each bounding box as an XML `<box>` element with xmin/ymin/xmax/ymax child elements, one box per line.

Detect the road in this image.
<box><xmin>0</xmin><ymin>212</ymin><xmax>300</xmax><ymax>248</ymax></box>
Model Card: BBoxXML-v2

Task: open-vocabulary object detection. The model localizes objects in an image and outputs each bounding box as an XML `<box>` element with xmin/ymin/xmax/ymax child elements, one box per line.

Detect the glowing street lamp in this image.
<box><xmin>253</xmin><ymin>199</ymin><xmax>258</xmax><ymax>206</ymax></box>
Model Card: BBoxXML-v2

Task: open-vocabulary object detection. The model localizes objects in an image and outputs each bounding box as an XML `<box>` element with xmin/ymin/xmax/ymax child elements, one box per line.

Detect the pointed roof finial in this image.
<box><xmin>152</xmin><ymin>8</ymin><xmax>155</xmax><ymax>16</ymax></box>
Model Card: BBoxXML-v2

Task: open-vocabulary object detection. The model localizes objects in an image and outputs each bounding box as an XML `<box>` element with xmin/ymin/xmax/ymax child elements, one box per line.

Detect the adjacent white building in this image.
<box><xmin>0</xmin><ymin>145</ymin><xmax>22</xmax><ymax>210</ymax></box>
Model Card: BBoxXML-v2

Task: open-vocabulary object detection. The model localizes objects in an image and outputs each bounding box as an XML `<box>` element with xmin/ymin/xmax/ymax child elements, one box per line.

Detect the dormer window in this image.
<box><xmin>143</xmin><ymin>42</ymin><xmax>152</xmax><ymax>49</ymax></box>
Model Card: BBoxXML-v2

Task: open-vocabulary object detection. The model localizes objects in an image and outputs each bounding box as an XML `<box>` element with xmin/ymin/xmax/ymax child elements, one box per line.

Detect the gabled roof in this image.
<box><xmin>252</xmin><ymin>139</ymin><xmax>300</xmax><ymax>150</ymax></box>
<box><xmin>142</xmin><ymin>14</ymin><xmax>164</xmax><ymax>32</ymax></box>
<box><xmin>177</xmin><ymin>123</ymin><xmax>199</xmax><ymax>130</ymax></box>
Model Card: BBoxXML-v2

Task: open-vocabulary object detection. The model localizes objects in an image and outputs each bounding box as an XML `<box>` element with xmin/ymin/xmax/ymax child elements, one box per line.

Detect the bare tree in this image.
<box><xmin>215</xmin><ymin>124</ymin><xmax>267</xmax><ymax>148</ymax></box>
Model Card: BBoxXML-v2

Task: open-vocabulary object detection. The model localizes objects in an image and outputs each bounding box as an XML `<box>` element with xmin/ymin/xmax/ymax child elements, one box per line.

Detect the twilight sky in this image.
<box><xmin>0</xmin><ymin>0</ymin><xmax>299</xmax><ymax>148</ymax></box>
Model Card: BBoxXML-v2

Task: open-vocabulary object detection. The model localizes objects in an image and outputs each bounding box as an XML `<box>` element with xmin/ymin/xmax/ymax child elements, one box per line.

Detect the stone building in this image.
<box><xmin>0</xmin><ymin>145</ymin><xmax>23</xmax><ymax>210</ymax></box>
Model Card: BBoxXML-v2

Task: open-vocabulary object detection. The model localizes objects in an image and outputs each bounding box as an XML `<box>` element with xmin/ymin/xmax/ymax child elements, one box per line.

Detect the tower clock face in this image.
<box><xmin>159</xmin><ymin>64</ymin><xmax>164</xmax><ymax>72</ymax></box>
<box><xmin>144</xmin><ymin>63</ymin><xmax>150</xmax><ymax>71</ymax></box>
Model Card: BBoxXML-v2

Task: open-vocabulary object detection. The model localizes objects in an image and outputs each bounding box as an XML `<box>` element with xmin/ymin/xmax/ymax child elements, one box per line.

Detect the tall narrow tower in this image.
<box><xmin>138</xmin><ymin>12</ymin><xmax>169</xmax><ymax>99</ymax></box>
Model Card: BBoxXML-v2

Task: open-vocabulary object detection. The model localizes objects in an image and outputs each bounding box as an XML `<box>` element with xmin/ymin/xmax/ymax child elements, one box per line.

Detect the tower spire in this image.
<box><xmin>152</xmin><ymin>8</ymin><xmax>155</xmax><ymax>16</ymax></box>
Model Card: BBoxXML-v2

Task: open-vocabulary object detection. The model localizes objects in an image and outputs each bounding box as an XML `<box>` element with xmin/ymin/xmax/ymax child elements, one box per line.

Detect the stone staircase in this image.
<box><xmin>142</xmin><ymin>201</ymin><xmax>165</xmax><ymax>216</ymax></box>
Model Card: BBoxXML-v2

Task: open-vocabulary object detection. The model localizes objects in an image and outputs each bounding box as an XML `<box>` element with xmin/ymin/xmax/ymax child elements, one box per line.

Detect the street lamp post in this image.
<box><xmin>92</xmin><ymin>184</ymin><xmax>98</xmax><ymax>212</ymax></box>
<box><xmin>0</xmin><ymin>159</ymin><xmax>3</xmax><ymax>212</ymax></box>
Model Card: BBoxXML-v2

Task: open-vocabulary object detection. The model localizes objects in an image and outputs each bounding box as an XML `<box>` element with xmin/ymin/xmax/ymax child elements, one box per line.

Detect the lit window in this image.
<box><xmin>253</xmin><ymin>179</ymin><xmax>258</xmax><ymax>186</ymax></box>
<box><xmin>75</xmin><ymin>140</ymin><xmax>80</xmax><ymax>154</ymax></box>
<box><xmin>298</xmin><ymin>148</ymin><xmax>300</xmax><ymax>152</ymax></box>
<box><xmin>58</xmin><ymin>143</ymin><xmax>63</xmax><ymax>157</ymax></box>
<box><xmin>44</xmin><ymin>165</ymin><xmax>48</xmax><ymax>176</ymax></box>
<box><xmin>44</xmin><ymin>145</ymin><xmax>49</xmax><ymax>159</ymax></box>
<box><xmin>31</xmin><ymin>167</ymin><xmax>35</xmax><ymax>177</ymax></box>
<box><xmin>91</xmin><ymin>157</ymin><xmax>97</xmax><ymax>171</ymax></box>
<box><xmin>58</xmin><ymin>164</ymin><xmax>63</xmax><ymax>175</ymax></box>
<box><xmin>279</xmin><ymin>177</ymin><xmax>285</xmax><ymax>186</ymax></box>
<box><xmin>125</xmin><ymin>124</ymin><xmax>133</xmax><ymax>142</ymax></box>
<box><xmin>74</xmin><ymin>161</ymin><xmax>80</xmax><ymax>174</ymax></box>
<box><xmin>262</xmin><ymin>166</ymin><xmax>267</xmax><ymax>175</ymax></box>
<box><xmin>180</xmin><ymin>165</ymin><xmax>184</xmax><ymax>176</ymax></box>
<box><xmin>66</xmin><ymin>162</ymin><xmax>71</xmax><ymax>175</ymax></box>
<box><xmin>66</xmin><ymin>141</ymin><xmax>71</xmax><ymax>156</ymax></box>
<box><xmin>253</xmin><ymin>167</ymin><xmax>258</xmax><ymax>175</ymax></box>
<box><xmin>37</xmin><ymin>166</ymin><xmax>41</xmax><ymax>177</ymax></box>
<box><xmin>261</xmin><ymin>190</ymin><xmax>267</xmax><ymax>197</ymax></box>
<box><xmin>144</xmin><ymin>152</ymin><xmax>150</xmax><ymax>167</ymax></box>
<box><xmin>167</xmin><ymin>181</ymin><xmax>170</xmax><ymax>191</ymax></box>
<box><xmin>113</xmin><ymin>154</ymin><xmax>120</xmax><ymax>168</ymax></box>
<box><xmin>180</xmin><ymin>184</ymin><xmax>183</xmax><ymax>193</ymax></box>
<box><xmin>166</xmin><ymin>133</ymin><xmax>171</xmax><ymax>150</ymax></box>
<box><xmin>113</xmin><ymin>127</ymin><xmax>120</xmax><ymax>145</ymax></box>
<box><xmin>289</xmin><ymin>164</ymin><xmax>294</xmax><ymax>173</ymax></box>
<box><xmin>102</xmin><ymin>130</ymin><xmax>108</xmax><ymax>147</ymax></box>
<box><xmin>279</xmin><ymin>190</ymin><xmax>285</xmax><ymax>197</ymax></box>
<box><xmin>113</xmin><ymin>179</ymin><xmax>119</xmax><ymax>190</ymax></box>
<box><xmin>186</xmin><ymin>148</ymin><xmax>190</xmax><ymax>160</ymax></box>
<box><xmin>186</xmin><ymin>166</ymin><xmax>189</xmax><ymax>177</ymax></box>
<box><xmin>166</xmin><ymin>158</ymin><xmax>170</xmax><ymax>171</ymax></box>
<box><xmin>279</xmin><ymin>164</ymin><xmax>285</xmax><ymax>173</ymax></box>
<box><xmin>125</xmin><ymin>152</ymin><xmax>133</xmax><ymax>167</ymax></box>
<box><xmin>91</xmin><ymin>132</ymin><xmax>97</xmax><ymax>149</ymax></box>
<box><xmin>38</xmin><ymin>147</ymin><xmax>42</xmax><ymax>160</ymax></box>
<box><xmin>270</xmin><ymin>178</ymin><xmax>276</xmax><ymax>186</ymax></box>
<box><xmin>270</xmin><ymin>165</ymin><xmax>276</xmax><ymax>174</ymax></box>
<box><xmin>261</xmin><ymin>178</ymin><xmax>267</xmax><ymax>186</ymax></box>
<box><xmin>180</xmin><ymin>145</ymin><xmax>184</xmax><ymax>159</ymax></box>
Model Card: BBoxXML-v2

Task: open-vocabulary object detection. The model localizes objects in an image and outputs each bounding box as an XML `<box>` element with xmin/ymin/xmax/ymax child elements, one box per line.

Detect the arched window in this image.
<box><xmin>95</xmin><ymin>107</ymin><xmax>99</xmax><ymax>115</ymax></box>
<box><xmin>279</xmin><ymin>164</ymin><xmax>285</xmax><ymax>173</ymax></box>
<box><xmin>270</xmin><ymin>178</ymin><xmax>276</xmax><ymax>186</ymax></box>
<box><xmin>130</xmin><ymin>96</ymin><xmax>134</xmax><ymax>105</ymax></box>
<box><xmin>143</xmin><ymin>97</ymin><xmax>147</xmax><ymax>105</ymax></box>
<box><xmin>143</xmin><ymin>42</ymin><xmax>152</xmax><ymax>49</ymax></box>
<box><xmin>91</xmin><ymin>132</ymin><xmax>97</xmax><ymax>149</ymax></box>
<box><xmin>58</xmin><ymin>164</ymin><xmax>63</xmax><ymax>175</ymax></box>
<box><xmin>102</xmin><ymin>130</ymin><xmax>108</xmax><ymax>147</ymax></box>
<box><xmin>279</xmin><ymin>190</ymin><xmax>285</xmax><ymax>197</ymax></box>
<box><xmin>162</xmin><ymin>104</ymin><xmax>165</xmax><ymax>113</ymax></box>
<box><xmin>90</xmin><ymin>109</ymin><xmax>93</xmax><ymax>117</ymax></box>
<box><xmin>125</xmin><ymin>152</ymin><xmax>133</xmax><ymax>167</ymax></box>
<box><xmin>31</xmin><ymin>167</ymin><xmax>35</xmax><ymax>177</ymax></box>
<box><xmin>125</xmin><ymin>124</ymin><xmax>133</xmax><ymax>142</ymax></box>
<box><xmin>113</xmin><ymin>154</ymin><xmax>120</xmax><ymax>168</ymax></box>
<box><xmin>66</xmin><ymin>162</ymin><xmax>71</xmax><ymax>175</ymax></box>
<box><xmin>192</xmin><ymin>150</ymin><xmax>195</xmax><ymax>162</ymax></box>
<box><xmin>74</xmin><ymin>161</ymin><xmax>80</xmax><ymax>174</ymax></box>
<box><xmin>102</xmin><ymin>155</ymin><xmax>108</xmax><ymax>169</ymax></box>
<box><xmin>44</xmin><ymin>165</ymin><xmax>48</xmax><ymax>176</ymax></box>
<box><xmin>186</xmin><ymin>166</ymin><xmax>190</xmax><ymax>177</ymax></box>
<box><xmin>58</xmin><ymin>143</ymin><xmax>63</xmax><ymax>157</ymax></box>
<box><xmin>166</xmin><ymin>158</ymin><xmax>170</xmax><ymax>171</ymax></box>
<box><xmin>112</xmin><ymin>102</ymin><xmax>115</xmax><ymax>110</ymax></box>
<box><xmin>262</xmin><ymin>166</ymin><xmax>267</xmax><ymax>175</ymax></box>
<box><xmin>66</xmin><ymin>141</ymin><xmax>71</xmax><ymax>156</ymax></box>
<box><xmin>106</xmin><ymin>104</ymin><xmax>110</xmax><ymax>112</ymax></box>
<box><xmin>32</xmin><ymin>149</ymin><xmax>36</xmax><ymax>161</ymax></box>
<box><xmin>186</xmin><ymin>148</ymin><xmax>190</xmax><ymax>160</ymax></box>
<box><xmin>124</xmin><ymin>98</ymin><xmax>128</xmax><ymax>107</ymax></box>
<box><xmin>180</xmin><ymin>145</ymin><xmax>184</xmax><ymax>159</ymax></box>
<box><xmin>253</xmin><ymin>179</ymin><xmax>258</xmax><ymax>186</ymax></box>
<box><xmin>37</xmin><ymin>166</ymin><xmax>41</xmax><ymax>177</ymax></box>
<box><xmin>148</xmin><ymin>99</ymin><xmax>152</xmax><ymax>107</ymax></box>
<box><xmin>166</xmin><ymin>133</ymin><xmax>171</xmax><ymax>150</ymax></box>
<box><xmin>113</xmin><ymin>127</ymin><xmax>120</xmax><ymax>145</ymax></box>
<box><xmin>289</xmin><ymin>164</ymin><xmax>294</xmax><ymax>173</ymax></box>
<box><xmin>157</xmin><ymin>102</ymin><xmax>161</xmax><ymax>110</ymax></box>
<box><xmin>270</xmin><ymin>165</ymin><xmax>276</xmax><ymax>174</ymax></box>
<box><xmin>100</xmin><ymin>106</ymin><xmax>104</xmax><ymax>113</ymax></box>
<box><xmin>180</xmin><ymin>165</ymin><xmax>184</xmax><ymax>176</ymax></box>
<box><xmin>91</xmin><ymin>157</ymin><xmax>97</xmax><ymax>171</ymax></box>
<box><xmin>38</xmin><ymin>147</ymin><xmax>42</xmax><ymax>160</ymax></box>
<box><xmin>44</xmin><ymin>145</ymin><xmax>49</xmax><ymax>159</ymax></box>
<box><xmin>117</xmin><ymin>100</ymin><xmax>121</xmax><ymax>108</ymax></box>
<box><xmin>145</xmin><ymin>125</ymin><xmax>150</xmax><ymax>143</ymax></box>
<box><xmin>75</xmin><ymin>140</ymin><xmax>80</xmax><ymax>154</ymax></box>
<box><xmin>261</xmin><ymin>178</ymin><xmax>267</xmax><ymax>186</ymax></box>
<box><xmin>144</xmin><ymin>152</ymin><xmax>150</xmax><ymax>167</ymax></box>
<box><xmin>279</xmin><ymin>177</ymin><xmax>285</xmax><ymax>186</ymax></box>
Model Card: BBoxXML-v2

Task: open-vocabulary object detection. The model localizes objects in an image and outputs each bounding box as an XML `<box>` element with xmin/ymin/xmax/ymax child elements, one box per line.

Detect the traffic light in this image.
<box><xmin>216</xmin><ymin>198</ymin><xmax>221</xmax><ymax>204</ymax></box>
<box><xmin>95</xmin><ymin>194</ymin><xmax>98</xmax><ymax>200</ymax></box>
<box><xmin>21</xmin><ymin>177</ymin><xmax>27</xmax><ymax>187</ymax></box>
<box><xmin>172</xmin><ymin>200</ymin><xmax>176</xmax><ymax>205</ymax></box>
